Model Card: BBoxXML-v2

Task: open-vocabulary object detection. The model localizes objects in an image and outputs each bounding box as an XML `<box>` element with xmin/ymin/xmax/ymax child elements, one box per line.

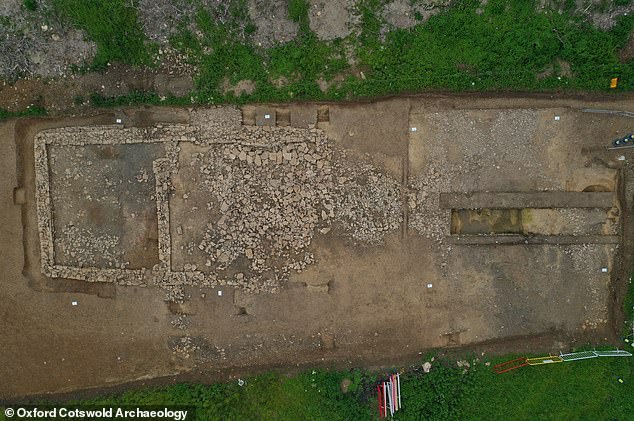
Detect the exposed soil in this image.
<box><xmin>221</xmin><ymin>78</ymin><xmax>257</xmax><ymax>97</ymax></box>
<box><xmin>0</xmin><ymin>65</ymin><xmax>194</xmax><ymax>113</ymax></box>
<box><xmin>308</xmin><ymin>0</ymin><xmax>355</xmax><ymax>41</ymax></box>
<box><xmin>382</xmin><ymin>0</ymin><xmax>449</xmax><ymax>29</ymax></box>
<box><xmin>249</xmin><ymin>0</ymin><xmax>299</xmax><ymax>48</ymax></box>
<box><xmin>0</xmin><ymin>0</ymin><xmax>95</xmax><ymax>80</ymax></box>
<box><xmin>2</xmin><ymin>93</ymin><xmax>634</xmax><ymax>400</ymax></box>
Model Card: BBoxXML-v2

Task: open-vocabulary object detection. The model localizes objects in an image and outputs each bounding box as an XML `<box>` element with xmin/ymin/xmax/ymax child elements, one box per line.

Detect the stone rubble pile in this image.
<box><xmin>331</xmin><ymin>151</ymin><xmax>402</xmax><ymax>244</ymax></box>
<box><xmin>191</xmin><ymin>123</ymin><xmax>402</xmax><ymax>290</ymax></box>
<box><xmin>409</xmin><ymin>163</ymin><xmax>450</xmax><ymax>243</ymax></box>
<box><xmin>60</xmin><ymin>225</ymin><xmax>122</xmax><ymax>268</ymax></box>
<box><xmin>171</xmin><ymin>315</ymin><xmax>191</xmax><ymax>330</ymax></box>
<box><xmin>194</xmin><ymin>127</ymin><xmax>334</xmax><ymax>276</ymax></box>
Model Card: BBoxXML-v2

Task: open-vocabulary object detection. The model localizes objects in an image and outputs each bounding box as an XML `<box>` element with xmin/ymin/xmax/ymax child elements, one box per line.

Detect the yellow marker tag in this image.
<box><xmin>618</xmin><ymin>378</ymin><xmax>624</xmax><ymax>383</ymax></box>
<box><xmin>610</xmin><ymin>78</ymin><xmax>619</xmax><ymax>89</ymax></box>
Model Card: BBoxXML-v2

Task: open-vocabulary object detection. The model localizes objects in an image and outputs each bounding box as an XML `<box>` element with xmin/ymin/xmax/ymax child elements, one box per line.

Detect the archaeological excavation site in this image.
<box><xmin>3</xmin><ymin>94</ymin><xmax>634</xmax><ymax>397</ymax></box>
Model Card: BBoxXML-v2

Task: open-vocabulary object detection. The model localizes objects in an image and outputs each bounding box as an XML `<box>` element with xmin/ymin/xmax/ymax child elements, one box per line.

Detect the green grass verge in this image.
<box><xmin>51</xmin><ymin>0</ymin><xmax>155</xmax><ymax>69</ymax></box>
<box><xmin>68</xmin><ymin>354</ymin><xmax>634</xmax><ymax>420</ymax></box>
<box><xmin>457</xmin><ymin>355</ymin><xmax>634</xmax><ymax>420</ymax></box>
<box><xmin>77</xmin><ymin>370</ymin><xmax>373</xmax><ymax>421</ymax></box>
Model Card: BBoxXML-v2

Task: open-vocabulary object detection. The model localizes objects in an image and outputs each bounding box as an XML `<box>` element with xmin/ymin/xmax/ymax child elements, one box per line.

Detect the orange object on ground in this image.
<box><xmin>493</xmin><ymin>357</ymin><xmax>528</xmax><ymax>373</ymax></box>
<box><xmin>610</xmin><ymin>78</ymin><xmax>619</xmax><ymax>88</ymax></box>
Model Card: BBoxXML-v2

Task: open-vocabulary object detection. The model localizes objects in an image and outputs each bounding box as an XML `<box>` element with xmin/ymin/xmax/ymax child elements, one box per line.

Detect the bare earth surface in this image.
<box><xmin>1</xmin><ymin>94</ymin><xmax>634</xmax><ymax>399</ymax></box>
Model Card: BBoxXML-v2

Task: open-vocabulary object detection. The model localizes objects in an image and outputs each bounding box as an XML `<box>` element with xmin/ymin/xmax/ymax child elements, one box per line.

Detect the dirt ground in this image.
<box><xmin>2</xmin><ymin>93</ymin><xmax>634</xmax><ymax>400</ymax></box>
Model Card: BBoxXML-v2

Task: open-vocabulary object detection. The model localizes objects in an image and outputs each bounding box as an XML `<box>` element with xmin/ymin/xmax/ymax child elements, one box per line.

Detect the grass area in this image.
<box><xmin>31</xmin><ymin>0</ymin><xmax>631</xmax><ymax>105</ymax></box>
<box><xmin>22</xmin><ymin>0</ymin><xmax>38</xmax><ymax>12</ymax></box>
<box><xmin>51</xmin><ymin>0</ymin><xmax>155</xmax><ymax>69</ymax></box>
<box><xmin>69</xmin><ymin>352</ymin><xmax>634</xmax><ymax>420</ymax></box>
<box><xmin>169</xmin><ymin>0</ymin><xmax>347</xmax><ymax>103</ymax></box>
<box><xmin>288</xmin><ymin>0</ymin><xmax>310</xmax><ymax>32</ymax></box>
<box><xmin>163</xmin><ymin>0</ymin><xmax>634</xmax><ymax>103</ymax></box>
<box><xmin>0</xmin><ymin>105</ymin><xmax>47</xmax><ymax>121</ymax></box>
<box><xmin>341</xmin><ymin>0</ymin><xmax>634</xmax><ymax>95</ymax></box>
<box><xmin>457</xmin><ymin>354</ymin><xmax>634</xmax><ymax>420</ymax></box>
<box><xmin>78</xmin><ymin>370</ymin><xmax>373</xmax><ymax>421</ymax></box>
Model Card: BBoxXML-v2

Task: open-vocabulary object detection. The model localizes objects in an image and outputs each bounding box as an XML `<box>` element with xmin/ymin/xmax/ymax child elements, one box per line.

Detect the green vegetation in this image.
<box><xmin>80</xmin><ymin>370</ymin><xmax>373</xmax><ymax>421</ymax></box>
<box><xmin>51</xmin><ymin>0</ymin><xmax>155</xmax><ymax>69</ymax></box>
<box><xmin>23</xmin><ymin>0</ymin><xmax>38</xmax><ymax>12</ymax></box>
<box><xmin>288</xmin><ymin>0</ymin><xmax>310</xmax><ymax>29</ymax></box>
<box><xmin>164</xmin><ymin>0</ymin><xmax>634</xmax><ymax>104</ymax></box>
<box><xmin>458</xmin><ymin>355</ymin><xmax>634</xmax><ymax>420</ymax></box>
<box><xmin>43</xmin><ymin>0</ymin><xmax>632</xmax><ymax>105</ymax></box>
<box><xmin>342</xmin><ymin>0</ymin><xmax>634</xmax><ymax>95</ymax></box>
<box><xmin>168</xmin><ymin>0</ymin><xmax>347</xmax><ymax>104</ymax></box>
<box><xmin>0</xmin><ymin>105</ymin><xmax>47</xmax><ymax>121</ymax></box>
<box><xmin>72</xmin><ymin>353</ymin><xmax>634</xmax><ymax>420</ymax></box>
